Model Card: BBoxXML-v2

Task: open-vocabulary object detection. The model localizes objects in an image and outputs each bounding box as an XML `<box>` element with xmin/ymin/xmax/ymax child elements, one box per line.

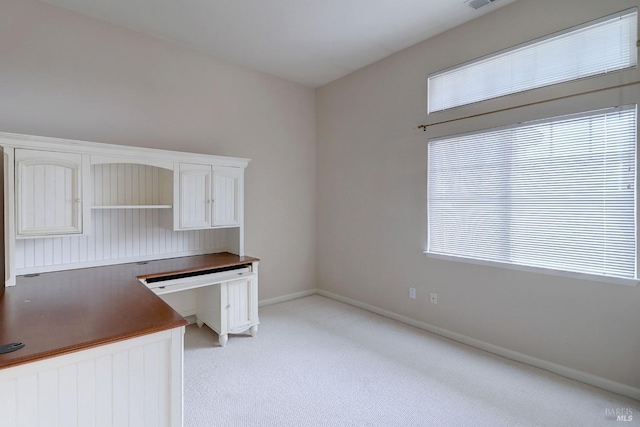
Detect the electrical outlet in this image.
<box><xmin>430</xmin><ymin>292</ymin><xmax>438</xmax><ymax>304</ymax></box>
<box><xmin>409</xmin><ymin>287</ymin><xmax>417</xmax><ymax>299</ymax></box>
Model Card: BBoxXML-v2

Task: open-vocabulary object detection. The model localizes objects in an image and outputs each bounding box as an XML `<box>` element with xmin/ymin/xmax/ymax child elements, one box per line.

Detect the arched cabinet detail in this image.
<box><xmin>15</xmin><ymin>149</ymin><xmax>90</xmax><ymax>237</ymax></box>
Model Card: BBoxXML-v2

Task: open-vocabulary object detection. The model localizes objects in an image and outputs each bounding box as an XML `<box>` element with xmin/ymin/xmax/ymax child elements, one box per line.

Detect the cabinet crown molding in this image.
<box><xmin>0</xmin><ymin>132</ymin><xmax>250</xmax><ymax>168</ymax></box>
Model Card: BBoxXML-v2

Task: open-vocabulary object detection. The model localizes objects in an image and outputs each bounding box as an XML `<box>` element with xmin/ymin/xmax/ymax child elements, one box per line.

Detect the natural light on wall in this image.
<box><xmin>427</xmin><ymin>8</ymin><xmax>637</xmax><ymax>113</ymax></box>
<box><xmin>427</xmin><ymin>106</ymin><xmax>637</xmax><ymax>282</ymax></box>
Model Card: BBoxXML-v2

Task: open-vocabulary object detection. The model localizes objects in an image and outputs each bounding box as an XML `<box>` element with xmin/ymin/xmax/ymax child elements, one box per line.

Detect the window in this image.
<box><xmin>427</xmin><ymin>106</ymin><xmax>637</xmax><ymax>281</ymax></box>
<box><xmin>428</xmin><ymin>9</ymin><xmax>637</xmax><ymax>113</ymax></box>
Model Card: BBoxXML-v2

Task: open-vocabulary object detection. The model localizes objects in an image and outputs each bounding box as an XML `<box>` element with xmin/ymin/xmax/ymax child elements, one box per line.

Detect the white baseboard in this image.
<box><xmin>316</xmin><ymin>289</ymin><xmax>640</xmax><ymax>402</ymax></box>
<box><xmin>258</xmin><ymin>289</ymin><xmax>317</xmax><ymax>307</ymax></box>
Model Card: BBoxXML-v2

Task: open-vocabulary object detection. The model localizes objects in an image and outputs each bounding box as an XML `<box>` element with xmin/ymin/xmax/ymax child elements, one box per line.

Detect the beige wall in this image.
<box><xmin>2</xmin><ymin>0</ymin><xmax>639</xmax><ymax>396</ymax></box>
<box><xmin>317</xmin><ymin>0</ymin><xmax>640</xmax><ymax>390</ymax></box>
<box><xmin>0</xmin><ymin>0</ymin><xmax>317</xmax><ymax>301</ymax></box>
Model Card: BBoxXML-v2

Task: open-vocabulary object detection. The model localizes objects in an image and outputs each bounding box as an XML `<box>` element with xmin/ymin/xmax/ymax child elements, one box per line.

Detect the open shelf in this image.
<box><xmin>91</xmin><ymin>163</ymin><xmax>173</xmax><ymax>211</ymax></box>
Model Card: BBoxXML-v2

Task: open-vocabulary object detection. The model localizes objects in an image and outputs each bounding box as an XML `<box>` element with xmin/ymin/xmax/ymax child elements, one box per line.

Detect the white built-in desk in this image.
<box><xmin>138</xmin><ymin>252</ymin><xmax>260</xmax><ymax>347</ymax></box>
<box><xmin>0</xmin><ymin>252</ymin><xmax>259</xmax><ymax>426</ymax></box>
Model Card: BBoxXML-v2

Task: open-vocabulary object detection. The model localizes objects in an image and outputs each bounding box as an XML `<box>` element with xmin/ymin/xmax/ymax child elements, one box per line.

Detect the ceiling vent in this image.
<box><xmin>465</xmin><ymin>0</ymin><xmax>497</xmax><ymax>10</ymax></box>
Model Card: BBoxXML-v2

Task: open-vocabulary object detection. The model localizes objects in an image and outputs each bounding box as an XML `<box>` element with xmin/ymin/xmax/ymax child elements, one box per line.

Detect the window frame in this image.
<box><xmin>425</xmin><ymin>106</ymin><xmax>639</xmax><ymax>287</ymax></box>
<box><xmin>427</xmin><ymin>8</ymin><xmax>638</xmax><ymax>114</ymax></box>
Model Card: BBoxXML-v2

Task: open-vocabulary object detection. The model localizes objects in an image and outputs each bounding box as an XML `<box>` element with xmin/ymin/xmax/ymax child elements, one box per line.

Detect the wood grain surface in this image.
<box><xmin>0</xmin><ymin>252</ymin><xmax>258</xmax><ymax>369</ymax></box>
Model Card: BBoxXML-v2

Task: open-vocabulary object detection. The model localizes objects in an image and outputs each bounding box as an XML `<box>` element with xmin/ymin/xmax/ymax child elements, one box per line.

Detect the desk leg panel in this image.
<box><xmin>196</xmin><ymin>283</ymin><xmax>225</xmax><ymax>340</ymax></box>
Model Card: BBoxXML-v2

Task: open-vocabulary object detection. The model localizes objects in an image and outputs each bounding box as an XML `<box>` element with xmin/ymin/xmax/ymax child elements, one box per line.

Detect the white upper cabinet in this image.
<box><xmin>179</xmin><ymin>163</ymin><xmax>212</xmax><ymax>229</ymax></box>
<box><xmin>212</xmin><ymin>166</ymin><xmax>240</xmax><ymax>227</ymax></box>
<box><xmin>177</xmin><ymin>163</ymin><xmax>241</xmax><ymax>230</ymax></box>
<box><xmin>15</xmin><ymin>149</ymin><xmax>89</xmax><ymax>237</ymax></box>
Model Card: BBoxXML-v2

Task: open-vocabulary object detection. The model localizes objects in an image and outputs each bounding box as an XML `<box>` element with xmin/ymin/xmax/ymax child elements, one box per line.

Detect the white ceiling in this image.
<box><xmin>38</xmin><ymin>0</ymin><xmax>517</xmax><ymax>88</ymax></box>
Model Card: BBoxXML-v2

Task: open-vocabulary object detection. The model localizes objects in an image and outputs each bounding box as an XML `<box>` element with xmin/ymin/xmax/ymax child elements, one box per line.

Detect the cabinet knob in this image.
<box><xmin>76</xmin><ymin>199</ymin><xmax>81</xmax><ymax>203</ymax></box>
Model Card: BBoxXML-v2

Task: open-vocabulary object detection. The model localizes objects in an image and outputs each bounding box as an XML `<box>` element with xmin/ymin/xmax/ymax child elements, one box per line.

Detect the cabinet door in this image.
<box><xmin>212</xmin><ymin>166</ymin><xmax>240</xmax><ymax>227</ymax></box>
<box><xmin>178</xmin><ymin>163</ymin><xmax>212</xmax><ymax>229</ymax></box>
<box><xmin>15</xmin><ymin>149</ymin><xmax>84</xmax><ymax>236</ymax></box>
<box><xmin>226</xmin><ymin>277</ymin><xmax>256</xmax><ymax>332</ymax></box>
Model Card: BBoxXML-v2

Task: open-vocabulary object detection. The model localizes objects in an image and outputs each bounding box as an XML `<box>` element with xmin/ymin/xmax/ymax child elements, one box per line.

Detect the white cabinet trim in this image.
<box><xmin>0</xmin><ymin>132</ymin><xmax>250</xmax><ymax>167</ymax></box>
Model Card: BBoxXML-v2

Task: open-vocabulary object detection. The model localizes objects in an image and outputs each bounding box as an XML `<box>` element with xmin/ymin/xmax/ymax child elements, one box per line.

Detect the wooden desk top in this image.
<box><xmin>0</xmin><ymin>252</ymin><xmax>259</xmax><ymax>370</ymax></box>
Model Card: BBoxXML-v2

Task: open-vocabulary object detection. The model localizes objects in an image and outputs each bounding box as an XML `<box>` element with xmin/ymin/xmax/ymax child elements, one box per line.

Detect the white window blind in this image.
<box><xmin>428</xmin><ymin>106</ymin><xmax>637</xmax><ymax>280</ymax></box>
<box><xmin>428</xmin><ymin>9</ymin><xmax>637</xmax><ymax>113</ymax></box>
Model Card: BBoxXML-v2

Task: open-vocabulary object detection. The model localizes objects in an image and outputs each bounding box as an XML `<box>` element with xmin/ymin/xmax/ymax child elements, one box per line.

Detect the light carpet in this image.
<box><xmin>184</xmin><ymin>295</ymin><xmax>639</xmax><ymax>426</ymax></box>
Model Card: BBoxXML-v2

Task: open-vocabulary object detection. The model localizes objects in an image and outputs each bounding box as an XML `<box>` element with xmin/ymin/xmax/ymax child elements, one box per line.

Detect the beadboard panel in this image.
<box><xmin>92</xmin><ymin>163</ymin><xmax>172</xmax><ymax>207</ymax></box>
<box><xmin>0</xmin><ymin>329</ymin><xmax>182</xmax><ymax>427</ymax></box>
<box><xmin>15</xmin><ymin>209</ymin><xmax>229</xmax><ymax>271</ymax></box>
<box><xmin>20</xmin><ymin>163</ymin><xmax>75</xmax><ymax>230</ymax></box>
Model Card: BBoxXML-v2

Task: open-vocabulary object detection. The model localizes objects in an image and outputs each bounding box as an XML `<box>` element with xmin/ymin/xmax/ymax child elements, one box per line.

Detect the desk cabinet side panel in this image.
<box><xmin>196</xmin><ymin>284</ymin><xmax>224</xmax><ymax>335</ymax></box>
<box><xmin>0</xmin><ymin>328</ymin><xmax>184</xmax><ymax>427</ymax></box>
